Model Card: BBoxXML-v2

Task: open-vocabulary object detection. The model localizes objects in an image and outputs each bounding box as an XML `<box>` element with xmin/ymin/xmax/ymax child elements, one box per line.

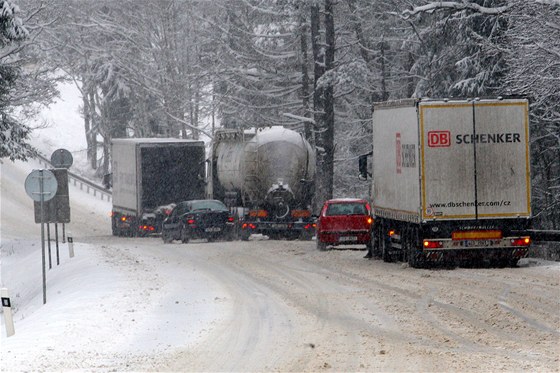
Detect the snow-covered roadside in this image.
<box><xmin>1</xmin><ymin>156</ymin><xmax>233</xmax><ymax>371</ymax></box>
<box><xmin>1</xmin><ymin>239</ymin><xmax>233</xmax><ymax>372</ymax></box>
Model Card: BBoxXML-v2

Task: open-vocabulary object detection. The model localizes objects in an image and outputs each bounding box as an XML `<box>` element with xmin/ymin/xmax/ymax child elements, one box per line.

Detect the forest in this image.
<box><xmin>0</xmin><ymin>0</ymin><xmax>558</xmax><ymax>229</ymax></box>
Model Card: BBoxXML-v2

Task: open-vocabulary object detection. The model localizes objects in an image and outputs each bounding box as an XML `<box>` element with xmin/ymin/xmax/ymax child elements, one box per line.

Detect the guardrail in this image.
<box><xmin>529</xmin><ymin>230</ymin><xmax>560</xmax><ymax>242</ymax></box>
<box><xmin>35</xmin><ymin>154</ymin><xmax>112</xmax><ymax>202</ymax></box>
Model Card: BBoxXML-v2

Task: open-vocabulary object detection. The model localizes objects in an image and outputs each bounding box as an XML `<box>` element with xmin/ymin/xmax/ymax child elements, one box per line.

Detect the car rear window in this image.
<box><xmin>190</xmin><ymin>200</ymin><xmax>228</xmax><ymax>212</ymax></box>
<box><xmin>325</xmin><ymin>202</ymin><xmax>367</xmax><ymax>216</ymax></box>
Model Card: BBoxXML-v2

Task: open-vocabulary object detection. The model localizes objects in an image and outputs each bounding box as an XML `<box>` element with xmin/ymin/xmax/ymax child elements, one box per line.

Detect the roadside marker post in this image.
<box><xmin>67</xmin><ymin>232</ymin><xmax>75</xmax><ymax>258</ymax></box>
<box><xmin>1</xmin><ymin>288</ymin><xmax>15</xmax><ymax>337</ymax></box>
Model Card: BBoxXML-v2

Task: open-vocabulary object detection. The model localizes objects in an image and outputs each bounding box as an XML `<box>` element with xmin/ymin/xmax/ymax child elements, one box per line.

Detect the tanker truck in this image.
<box><xmin>208</xmin><ymin>126</ymin><xmax>316</xmax><ymax>240</ymax></box>
<box><xmin>359</xmin><ymin>98</ymin><xmax>532</xmax><ymax>268</ymax></box>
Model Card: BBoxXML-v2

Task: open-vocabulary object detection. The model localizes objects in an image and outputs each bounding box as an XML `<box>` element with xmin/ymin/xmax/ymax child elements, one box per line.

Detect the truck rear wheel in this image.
<box><xmin>162</xmin><ymin>230</ymin><xmax>173</xmax><ymax>243</ymax></box>
<box><xmin>380</xmin><ymin>223</ymin><xmax>393</xmax><ymax>262</ymax></box>
<box><xmin>406</xmin><ymin>226</ymin><xmax>424</xmax><ymax>268</ymax></box>
<box><xmin>240</xmin><ymin>231</ymin><xmax>250</xmax><ymax>241</ymax></box>
<box><xmin>372</xmin><ymin>224</ymin><xmax>382</xmax><ymax>258</ymax></box>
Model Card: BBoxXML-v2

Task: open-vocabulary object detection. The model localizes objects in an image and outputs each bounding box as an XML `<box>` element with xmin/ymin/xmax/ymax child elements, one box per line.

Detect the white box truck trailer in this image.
<box><xmin>359</xmin><ymin>98</ymin><xmax>532</xmax><ymax>267</ymax></box>
<box><xmin>111</xmin><ymin>138</ymin><xmax>206</xmax><ymax>236</ymax></box>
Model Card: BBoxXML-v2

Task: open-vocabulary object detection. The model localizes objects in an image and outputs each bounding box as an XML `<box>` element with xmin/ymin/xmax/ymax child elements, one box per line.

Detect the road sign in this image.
<box><xmin>50</xmin><ymin>148</ymin><xmax>73</xmax><ymax>169</ymax></box>
<box><xmin>33</xmin><ymin>169</ymin><xmax>70</xmax><ymax>223</ymax></box>
<box><xmin>24</xmin><ymin>169</ymin><xmax>58</xmax><ymax>305</ymax></box>
<box><xmin>25</xmin><ymin>170</ymin><xmax>58</xmax><ymax>202</ymax></box>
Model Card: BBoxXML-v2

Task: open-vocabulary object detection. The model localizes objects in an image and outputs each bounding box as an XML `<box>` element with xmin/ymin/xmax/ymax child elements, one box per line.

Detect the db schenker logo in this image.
<box><xmin>427</xmin><ymin>131</ymin><xmax>451</xmax><ymax>147</ymax></box>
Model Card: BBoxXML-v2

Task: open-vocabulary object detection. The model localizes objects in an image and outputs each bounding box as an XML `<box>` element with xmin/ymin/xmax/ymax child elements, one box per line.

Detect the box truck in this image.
<box><xmin>359</xmin><ymin>98</ymin><xmax>532</xmax><ymax>267</ymax></box>
<box><xmin>111</xmin><ymin>138</ymin><xmax>206</xmax><ymax>236</ymax></box>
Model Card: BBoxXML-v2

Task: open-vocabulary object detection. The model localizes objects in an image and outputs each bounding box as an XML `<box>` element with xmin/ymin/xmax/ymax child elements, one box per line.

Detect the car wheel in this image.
<box><xmin>180</xmin><ymin>226</ymin><xmax>190</xmax><ymax>243</ymax></box>
<box><xmin>316</xmin><ymin>237</ymin><xmax>327</xmax><ymax>251</ymax></box>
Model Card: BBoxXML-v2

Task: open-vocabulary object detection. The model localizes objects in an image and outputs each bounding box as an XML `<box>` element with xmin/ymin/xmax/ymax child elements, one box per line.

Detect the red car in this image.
<box><xmin>316</xmin><ymin>198</ymin><xmax>373</xmax><ymax>251</ymax></box>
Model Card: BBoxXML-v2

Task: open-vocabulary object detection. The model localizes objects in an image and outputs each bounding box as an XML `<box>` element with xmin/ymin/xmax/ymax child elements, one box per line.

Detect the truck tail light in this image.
<box><xmin>366</xmin><ymin>217</ymin><xmax>373</xmax><ymax>225</ymax></box>
<box><xmin>511</xmin><ymin>237</ymin><xmax>531</xmax><ymax>247</ymax></box>
<box><xmin>249</xmin><ymin>210</ymin><xmax>268</xmax><ymax>218</ymax></box>
<box><xmin>291</xmin><ymin>210</ymin><xmax>311</xmax><ymax>218</ymax></box>
<box><xmin>121</xmin><ymin>216</ymin><xmax>127</xmax><ymax>222</ymax></box>
<box><xmin>423</xmin><ymin>240</ymin><xmax>443</xmax><ymax>249</ymax></box>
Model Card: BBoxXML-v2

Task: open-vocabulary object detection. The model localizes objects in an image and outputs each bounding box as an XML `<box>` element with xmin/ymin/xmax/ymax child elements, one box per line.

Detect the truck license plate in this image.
<box><xmin>205</xmin><ymin>227</ymin><xmax>221</xmax><ymax>232</ymax></box>
<box><xmin>339</xmin><ymin>236</ymin><xmax>356</xmax><ymax>242</ymax></box>
<box><xmin>461</xmin><ymin>239</ymin><xmax>496</xmax><ymax>247</ymax></box>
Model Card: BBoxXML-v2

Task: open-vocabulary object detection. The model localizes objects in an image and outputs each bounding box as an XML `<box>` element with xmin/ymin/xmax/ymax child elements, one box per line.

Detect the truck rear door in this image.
<box><xmin>419</xmin><ymin>99</ymin><xmax>531</xmax><ymax>221</ymax></box>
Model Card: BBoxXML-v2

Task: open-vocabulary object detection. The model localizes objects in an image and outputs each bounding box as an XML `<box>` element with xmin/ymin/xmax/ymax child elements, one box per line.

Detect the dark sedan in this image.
<box><xmin>161</xmin><ymin>199</ymin><xmax>235</xmax><ymax>243</ymax></box>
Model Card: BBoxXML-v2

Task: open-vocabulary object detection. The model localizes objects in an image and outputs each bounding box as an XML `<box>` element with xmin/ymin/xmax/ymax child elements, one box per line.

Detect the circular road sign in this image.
<box><xmin>50</xmin><ymin>148</ymin><xmax>73</xmax><ymax>169</ymax></box>
<box><xmin>25</xmin><ymin>169</ymin><xmax>58</xmax><ymax>202</ymax></box>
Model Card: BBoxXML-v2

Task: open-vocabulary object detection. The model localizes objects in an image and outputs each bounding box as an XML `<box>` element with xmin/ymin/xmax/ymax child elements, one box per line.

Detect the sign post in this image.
<box><xmin>48</xmin><ymin>149</ymin><xmax>72</xmax><ymax>258</ymax></box>
<box><xmin>55</xmin><ymin>223</ymin><xmax>60</xmax><ymax>265</ymax></box>
<box><xmin>25</xmin><ymin>169</ymin><xmax>57</xmax><ymax>305</ymax></box>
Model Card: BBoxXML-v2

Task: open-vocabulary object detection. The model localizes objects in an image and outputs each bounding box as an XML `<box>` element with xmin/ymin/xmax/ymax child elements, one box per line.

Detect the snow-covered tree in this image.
<box><xmin>505</xmin><ymin>0</ymin><xmax>560</xmax><ymax>228</ymax></box>
<box><xmin>0</xmin><ymin>0</ymin><xmax>33</xmax><ymax>161</ymax></box>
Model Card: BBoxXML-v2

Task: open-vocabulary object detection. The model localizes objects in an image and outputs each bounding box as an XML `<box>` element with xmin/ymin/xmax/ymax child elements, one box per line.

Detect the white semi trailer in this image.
<box><xmin>359</xmin><ymin>98</ymin><xmax>532</xmax><ymax>267</ymax></box>
<box><xmin>111</xmin><ymin>138</ymin><xmax>206</xmax><ymax>236</ymax></box>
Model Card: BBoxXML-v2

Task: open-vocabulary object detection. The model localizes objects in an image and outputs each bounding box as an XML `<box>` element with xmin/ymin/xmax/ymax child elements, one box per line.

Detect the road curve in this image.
<box><xmin>94</xmin><ymin>237</ymin><xmax>559</xmax><ymax>372</ymax></box>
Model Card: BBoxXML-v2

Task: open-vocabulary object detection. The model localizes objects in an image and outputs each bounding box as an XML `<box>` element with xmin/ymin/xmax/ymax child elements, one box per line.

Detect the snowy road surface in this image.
<box><xmin>1</xmin><ymin>159</ymin><xmax>559</xmax><ymax>372</ymax></box>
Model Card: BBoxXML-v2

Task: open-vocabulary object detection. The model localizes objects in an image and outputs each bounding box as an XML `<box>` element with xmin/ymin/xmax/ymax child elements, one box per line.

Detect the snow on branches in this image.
<box><xmin>402</xmin><ymin>1</ymin><xmax>512</xmax><ymax>18</ymax></box>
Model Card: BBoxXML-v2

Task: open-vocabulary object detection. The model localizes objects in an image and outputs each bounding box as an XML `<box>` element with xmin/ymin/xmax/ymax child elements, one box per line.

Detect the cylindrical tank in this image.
<box><xmin>213</xmin><ymin>126</ymin><xmax>315</xmax><ymax>212</ymax></box>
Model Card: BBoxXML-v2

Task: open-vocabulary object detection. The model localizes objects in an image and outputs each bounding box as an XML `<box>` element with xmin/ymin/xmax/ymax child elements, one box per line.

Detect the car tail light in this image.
<box><xmin>227</xmin><ymin>216</ymin><xmax>235</xmax><ymax>223</ymax></box>
<box><xmin>242</xmin><ymin>223</ymin><xmax>256</xmax><ymax>230</ymax></box>
<box><xmin>511</xmin><ymin>237</ymin><xmax>531</xmax><ymax>247</ymax></box>
<box><xmin>423</xmin><ymin>240</ymin><xmax>444</xmax><ymax>249</ymax></box>
<box><xmin>388</xmin><ymin>229</ymin><xmax>396</xmax><ymax>237</ymax></box>
<box><xmin>121</xmin><ymin>216</ymin><xmax>127</xmax><ymax>222</ymax></box>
